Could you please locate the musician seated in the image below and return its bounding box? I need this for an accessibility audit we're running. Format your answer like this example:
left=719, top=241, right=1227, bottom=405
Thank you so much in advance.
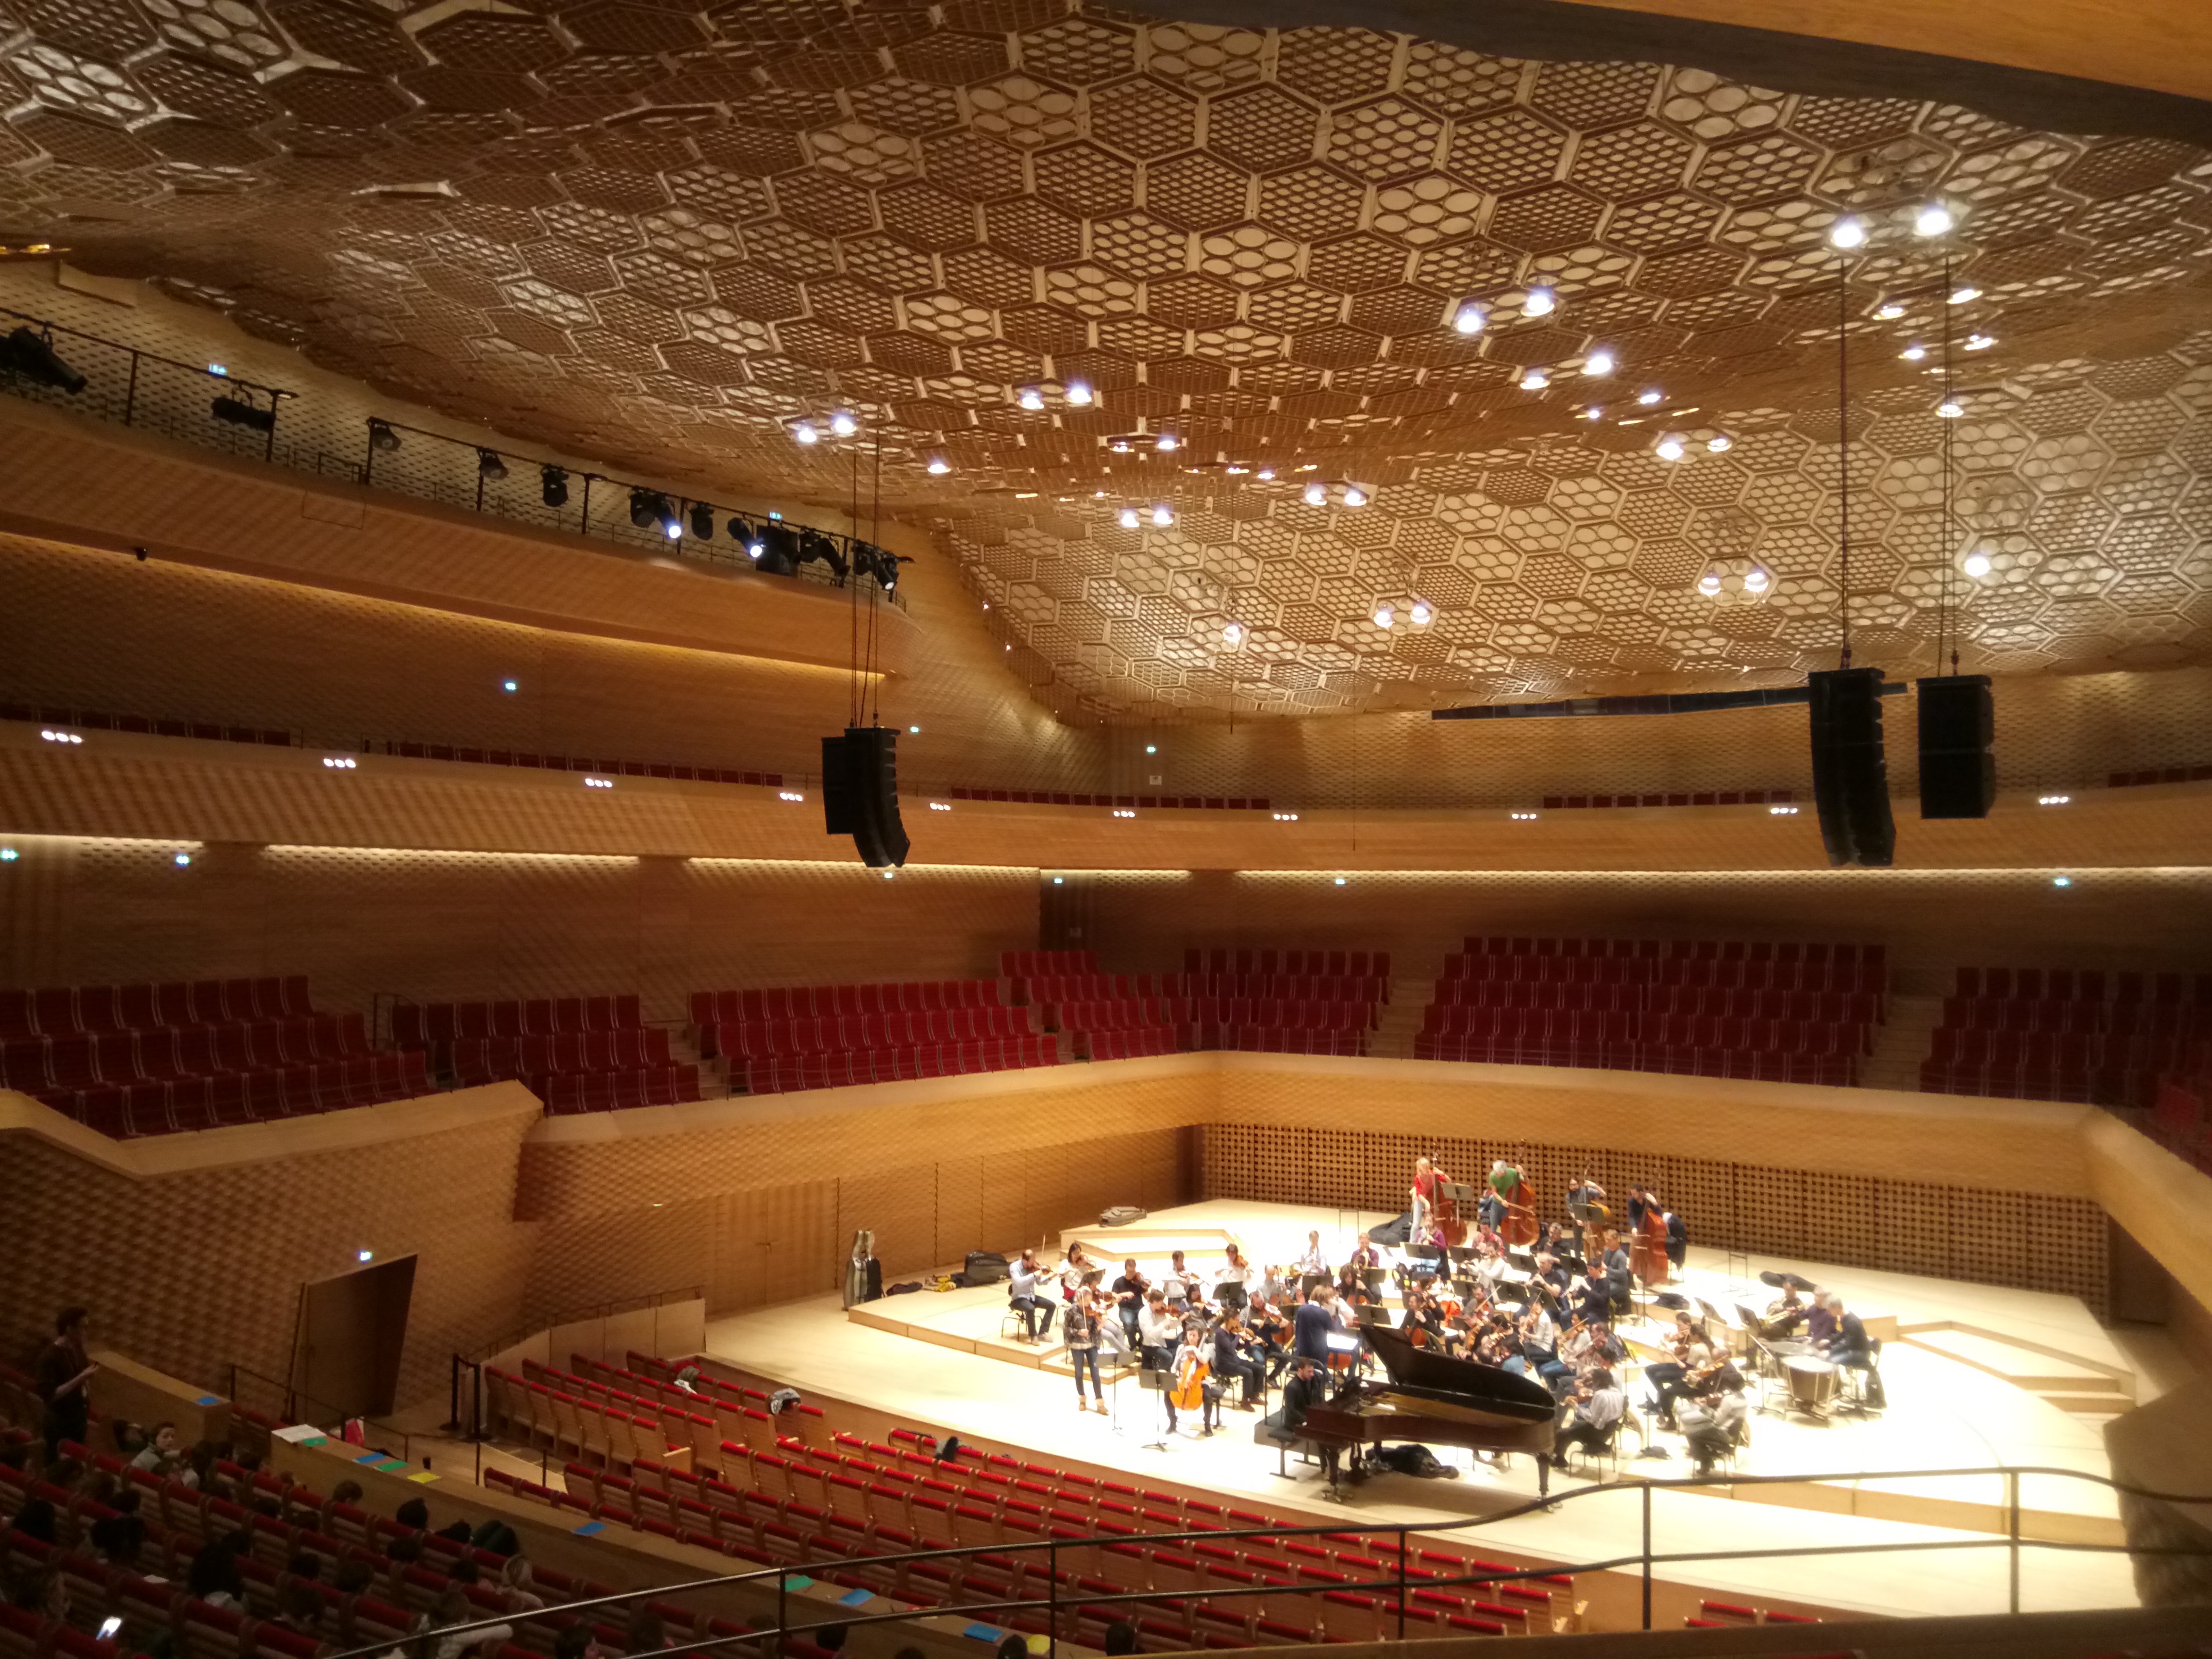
left=1676, top=1370, right=1749, bottom=1475
left=1263, top=1357, right=1339, bottom=1478
left=1112, top=1259, right=1147, bottom=1343
left=1212, top=1312, right=1263, bottom=1411
left=1137, top=1291, right=1179, bottom=1371
left=1169, top=1318, right=1214, bottom=1435
left=1518, top=1302, right=1560, bottom=1371
left=1258, top=1262, right=1291, bottom=1305
left=1572, top=1269, right=1611, bottom=1329
left=1760, top=1285, right=1808, bottom=1339
left=1008, top=1248, right=1055, bottom=1343
left=1549, top=1367, right=1625, bottom=1469
left=1530, top=1252, right=1569, bottom=1301
left=1603, top=1242, right=1633, bottom=1311
left=1823, top=1298, right=1886, bottom=1407
left=1247, top=1294, right=1293, bottom=1382
left=1162, top=1249, right=1196, bottom=1310
left=1650, top=1338, right=1716, bottom=1428
left=1803, top=1289, right=1839, bottom=1348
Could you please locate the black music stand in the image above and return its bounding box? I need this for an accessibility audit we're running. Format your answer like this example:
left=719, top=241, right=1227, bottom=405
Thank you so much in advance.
left=1299, top=1272, right=1331, bottom=1300
left=1131, top=1361, right=1170, bottom=1452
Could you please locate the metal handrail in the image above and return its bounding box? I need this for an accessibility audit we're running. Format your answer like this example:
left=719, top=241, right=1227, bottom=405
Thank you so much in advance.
left=223, top=1360, right=411, bottom=1463
left=0, top=301, right=902, bottom=609
left=313, top=1460, right=2212, bottom=1659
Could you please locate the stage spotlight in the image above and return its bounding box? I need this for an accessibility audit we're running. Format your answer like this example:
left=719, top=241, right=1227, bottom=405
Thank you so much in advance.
left=1, top=325, right=85, bottom=393
left=211, top=395, right=274, bottom=432
left=689, top=500, right=715, bottom=539
left=629, top=488, right=666, bottom=529
left=476, top=447, right=507, bottom=481
left=369, top=418, right=400, bottom=452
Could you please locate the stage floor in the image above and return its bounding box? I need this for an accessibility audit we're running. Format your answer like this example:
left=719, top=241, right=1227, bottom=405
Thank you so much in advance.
left=705, top=1200, right=2147, bottom=1622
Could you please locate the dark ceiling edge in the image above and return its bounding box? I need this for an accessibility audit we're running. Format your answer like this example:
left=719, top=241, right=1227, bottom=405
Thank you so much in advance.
left=1153, top=0, right=2212, bottom=145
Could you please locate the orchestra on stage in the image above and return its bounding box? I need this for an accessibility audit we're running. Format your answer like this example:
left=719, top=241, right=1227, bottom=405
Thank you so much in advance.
left=1007, top=1155, right=1887, bottom=1497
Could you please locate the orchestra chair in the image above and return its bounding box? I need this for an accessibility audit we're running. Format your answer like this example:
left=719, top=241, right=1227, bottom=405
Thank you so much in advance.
left=1561, top=1420, right=1622, bottom=1481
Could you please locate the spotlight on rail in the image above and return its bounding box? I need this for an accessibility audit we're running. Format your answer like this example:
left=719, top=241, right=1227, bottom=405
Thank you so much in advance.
left=0, top=325, right=85, bottom=393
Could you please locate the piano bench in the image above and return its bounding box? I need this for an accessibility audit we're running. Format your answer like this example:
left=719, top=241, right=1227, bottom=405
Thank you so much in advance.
left=1254, top=1423, right=1324, bottom=1477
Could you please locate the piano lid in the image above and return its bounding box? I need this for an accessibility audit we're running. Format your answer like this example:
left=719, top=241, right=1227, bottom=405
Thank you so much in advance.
left=1358, top=1317, right=1558, bottom=1422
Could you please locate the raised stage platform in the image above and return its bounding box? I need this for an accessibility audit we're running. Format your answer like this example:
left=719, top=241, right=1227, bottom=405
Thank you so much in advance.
left=706, top=1199, right=2147, bottom=1622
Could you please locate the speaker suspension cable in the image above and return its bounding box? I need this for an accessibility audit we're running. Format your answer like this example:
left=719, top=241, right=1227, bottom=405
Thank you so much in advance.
left=1939, top=252, right=1959, bottom=677
left=1836, top=261, right=1853, bottom=671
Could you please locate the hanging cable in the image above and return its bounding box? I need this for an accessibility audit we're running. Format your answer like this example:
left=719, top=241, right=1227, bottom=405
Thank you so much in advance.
left=1939, top=252, right=1959, bottom=676
left=1837, top=262, right=1852, bottom=669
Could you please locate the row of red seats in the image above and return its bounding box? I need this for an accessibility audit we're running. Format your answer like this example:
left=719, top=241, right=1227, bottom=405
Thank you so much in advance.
left=1939, top=995, right=2211, bottom=1036
left=1053, top=998, right=1375, bottom=1034
left=1421, top=1007, right=1872, bottom=1053
left=2, top=1015, right=371, bottom=1094
left=747, top=1036, right=1057, bottom=1093
left=1192, top=1028, right=1365, bottom=1057
left=1018, top=973, right=1388, bottom=1006
left=688, top=981, right=1001, bottom=1030
left=0, top=976, right=312, bottom=1040
left=701, top=1006, right=1030, bottom=1060
left=1465, top=936, right=1882, bottom=966
left=1414, top=1037, right=1857, bottom=1085
left=1183, top=948, right=1392, bottom=978
left=1441, top=953, right=1884, bottom=993
left=1924, top=1028, right=2208, bottom=1075
left=393, top=994, right=642, bottom=1048
left=1001, top=950, right=1096, bottom=977
left=451, top=1029, right=672, bottom=1085
left=533, top=1066, right=694, bottom=1119
left=1955, top=966, right=2209, bottom=1004
left=34, top=1052, right=429, bottom=1138
left=1431, top=981, right=1881, bottom=1024
left=1082, top=1028, right=1178, bottom=1061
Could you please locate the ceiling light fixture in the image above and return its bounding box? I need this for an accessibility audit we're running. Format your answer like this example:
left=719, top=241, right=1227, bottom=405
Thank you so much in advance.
left=1372, top=601, right=1395, bottom=629
left=1066, top=380, right=1093, bottom=406
left=476, top=448, right=507, bottom=481
left=1875, top=302, right=1906, bottom=320
left=1937, top=397, right=1965, bottom=418
left=927, top=456, right=950, bottom=474
left=829, top=409, right=857, bottom=437
left=1409, top=600, right=1434, bottom=627
left=1523, top=286, right=1556, bottom=316
left=1705, top=434, right=1732, bottom=453
left=1017, top=387, right=1045, bottom=411
left=792, top=421, right=819, bottom=445
left=1637, top=388, right=1663, bottom=406
left=1900, top=343, right=1928, bottom=362
left=368, top=418, right=400, bottom=453
left=540, top=465, right=568, bottom=507
left=1964, top=332, right=1996, bottom=351
left=1118, top=506, right=1140, bottom=529
left=1151, top=503, right=1173, bottom=526
left=1520, top=368, right=1550, bottom=390
left=1828, top=215, right=1869, bottom=249
left=1452, top=300, right=1487, bottom=334
left=1255, top=467, right=1275, bottom=481
left=1155, top=433, right=1179, bottom=453
left=1303, top=481, right=1327, bottom=506
left=1583, top=349, right=1615, bottom=376
left=1222, top=621, right=1245, bottom=646
left=1949, top=285, right=1981, bottom=304
left=1963, top=546, right=1993, bottom=579
left=1342, top=485, right=1368, bottom=507
left=1914, top=203, right=1955, bottom=238
left=1655, top=433, right=1687, bottom=462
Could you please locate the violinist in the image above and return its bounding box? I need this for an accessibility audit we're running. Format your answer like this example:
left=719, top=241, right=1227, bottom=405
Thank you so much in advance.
left=1112, top=1259, right=1149, bottom=1346
left=1212, top=1311, right=1263, bottom=1412
left=1518, top=1300, right=1560, bottom=1372
left=1008, top=1247, right=1055, bottom=1343
left=1213, top=1242, right=1254, bottom=1311
left=1065, top=1280, right=1108, bottom=1414
left=1161, top=1250, right=1198, bottom=1311
left=1060, top=1242, right=1096, bottom=1303
left=1648, top=1322, right=1719, bottom=1428
left=1137, top=1290, right=1179, bottom=1370
left=1247, top=1294, right=1293, bottom=1384
left=1549, top=1367, right=1625, bottom=1471
left=1530, top=1251, right=1570, bottom=1303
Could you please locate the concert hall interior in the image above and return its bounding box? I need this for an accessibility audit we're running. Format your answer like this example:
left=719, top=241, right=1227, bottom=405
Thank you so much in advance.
left=3, top=0, right=2212, bottom=1654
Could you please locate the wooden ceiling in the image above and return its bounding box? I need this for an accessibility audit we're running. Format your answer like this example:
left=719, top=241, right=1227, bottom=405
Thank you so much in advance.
left=3, top=0, right=2209, bottom=721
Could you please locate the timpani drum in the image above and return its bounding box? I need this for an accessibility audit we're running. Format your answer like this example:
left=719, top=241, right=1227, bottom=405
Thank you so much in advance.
left=1786, top=1353, right=1838, bottom=1414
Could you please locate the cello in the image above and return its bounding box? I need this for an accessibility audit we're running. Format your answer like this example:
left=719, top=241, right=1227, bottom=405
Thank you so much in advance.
left=1169, top=1335, right=1211, bottom=1415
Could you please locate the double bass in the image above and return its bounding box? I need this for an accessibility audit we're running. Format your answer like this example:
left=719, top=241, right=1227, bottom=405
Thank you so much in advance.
left=1497, top=1164, right=1538, bottom=1250
left=1429, top=1159, right=1471, bottom=1248
left=1629, top=1199, right=1671, bottom=1288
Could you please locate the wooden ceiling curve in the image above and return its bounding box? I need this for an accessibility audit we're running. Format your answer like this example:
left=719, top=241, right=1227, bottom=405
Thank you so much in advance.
left=1, top=0, right=2209, bottom=720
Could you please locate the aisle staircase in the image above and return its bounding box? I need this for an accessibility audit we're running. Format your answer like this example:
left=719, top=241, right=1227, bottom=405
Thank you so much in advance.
left=1900, top=1325, right=2136, bottom=1420
left=1859, top=993, right=1943, bottom=1092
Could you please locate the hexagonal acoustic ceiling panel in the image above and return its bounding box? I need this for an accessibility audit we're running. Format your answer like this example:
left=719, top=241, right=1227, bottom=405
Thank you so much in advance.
left=3, top=0, right=2212, bottom=718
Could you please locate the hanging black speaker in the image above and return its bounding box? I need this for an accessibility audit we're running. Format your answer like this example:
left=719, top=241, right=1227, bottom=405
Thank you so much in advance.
left=821, top=726, right=909, bottom=869
left=1807, top=666, right=1895, bottom=868
left=1916, top=674, right=1995, bottom=820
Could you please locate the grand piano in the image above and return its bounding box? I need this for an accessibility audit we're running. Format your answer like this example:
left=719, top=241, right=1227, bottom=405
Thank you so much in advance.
left=1293, top=1317, right=1558, bottom=1498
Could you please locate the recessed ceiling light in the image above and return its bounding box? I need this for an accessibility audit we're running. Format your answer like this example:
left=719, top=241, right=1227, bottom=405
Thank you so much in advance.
left=1582, top=349, right=1614, bottom=376
left=1452, top=301, right=1487, bottom=334
left=1914, top=204, right=1955, bottom=238
left=1828, top=216, right=1868, bottom=249
left=1522, top=286, right=1556, bottom=316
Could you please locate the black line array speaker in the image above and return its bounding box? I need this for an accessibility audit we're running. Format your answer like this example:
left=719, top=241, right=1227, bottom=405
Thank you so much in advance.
left=1806, top=666, right=1895, bottom=868
left=1916, top=674, right=1996, bottom=820
left=821, top=725, right=910, bottom=869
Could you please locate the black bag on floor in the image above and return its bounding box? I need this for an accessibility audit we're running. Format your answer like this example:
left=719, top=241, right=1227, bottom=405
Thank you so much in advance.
left=964, top=1251, right=1009, bottom=1285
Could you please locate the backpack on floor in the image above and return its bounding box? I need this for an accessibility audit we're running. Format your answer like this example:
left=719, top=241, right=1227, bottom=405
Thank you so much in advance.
left=1100, top=1205, right=1147, bottom=1227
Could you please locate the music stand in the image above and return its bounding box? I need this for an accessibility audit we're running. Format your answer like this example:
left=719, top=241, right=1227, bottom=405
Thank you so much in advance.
left=1360, top=1267, right=1389, bottom=1301
left=1300, top=1273, right=1330, bottom=1300
left=1131, top=1362, right=1170, bottom=1453
left=1438, top=1180, right=1479, bottom=1211
left=1216, top=1282, right=1247, bottom=1313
